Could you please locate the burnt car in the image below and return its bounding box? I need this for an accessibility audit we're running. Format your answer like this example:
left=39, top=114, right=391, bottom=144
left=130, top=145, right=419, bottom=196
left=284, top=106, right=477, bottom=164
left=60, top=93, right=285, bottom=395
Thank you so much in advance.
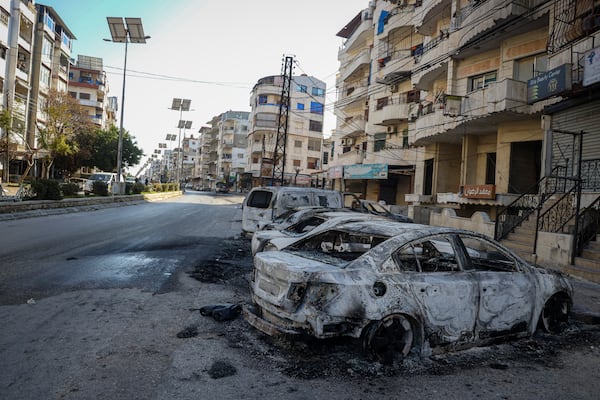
left=356, top=200, right=412, bottom=223
left=251, top=210, right=385, bottom=256
left=244, top=221, right=573, bottom=364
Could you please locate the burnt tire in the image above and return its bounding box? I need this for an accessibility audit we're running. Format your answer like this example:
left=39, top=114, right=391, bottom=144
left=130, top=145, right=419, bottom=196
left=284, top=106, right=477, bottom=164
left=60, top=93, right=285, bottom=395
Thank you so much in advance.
left=362, top=314, right=415, bottom=365
left=539, top=294, right=571, bottom=334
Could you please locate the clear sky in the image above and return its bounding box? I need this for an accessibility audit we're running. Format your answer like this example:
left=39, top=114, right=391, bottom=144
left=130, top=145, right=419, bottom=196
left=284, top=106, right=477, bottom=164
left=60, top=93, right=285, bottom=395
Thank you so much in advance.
left=38, top=0, right=369, bottom=172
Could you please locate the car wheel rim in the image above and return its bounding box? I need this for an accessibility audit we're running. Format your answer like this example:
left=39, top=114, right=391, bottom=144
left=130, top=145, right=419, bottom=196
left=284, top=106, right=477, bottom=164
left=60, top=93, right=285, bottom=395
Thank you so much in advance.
left=541, top=296, right=569, bottom=334
left=366, top=315, right=414, bottom=365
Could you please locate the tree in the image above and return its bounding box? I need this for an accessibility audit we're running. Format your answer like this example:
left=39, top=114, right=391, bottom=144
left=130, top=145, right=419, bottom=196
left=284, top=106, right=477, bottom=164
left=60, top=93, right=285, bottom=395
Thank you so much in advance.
left=37, top=89, right=92, bottom=178
left=78, top=125, right=143, bottom=173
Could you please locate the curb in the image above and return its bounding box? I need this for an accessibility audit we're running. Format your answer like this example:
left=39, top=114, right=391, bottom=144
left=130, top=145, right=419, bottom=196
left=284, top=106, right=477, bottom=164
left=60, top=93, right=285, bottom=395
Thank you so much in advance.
left=0, top=191, right=182, bottom=221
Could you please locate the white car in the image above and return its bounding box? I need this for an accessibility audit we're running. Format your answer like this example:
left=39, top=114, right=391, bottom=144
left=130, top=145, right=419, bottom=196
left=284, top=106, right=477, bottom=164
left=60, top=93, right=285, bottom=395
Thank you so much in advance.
left=244, top=222, right=573, bottom=365
left=251, top=211, right=387, bottom=256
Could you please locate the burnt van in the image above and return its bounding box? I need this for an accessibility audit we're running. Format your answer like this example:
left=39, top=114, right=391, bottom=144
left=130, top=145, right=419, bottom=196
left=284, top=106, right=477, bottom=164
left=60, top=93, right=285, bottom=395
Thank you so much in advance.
left=241, top=187, right=344, bottom=235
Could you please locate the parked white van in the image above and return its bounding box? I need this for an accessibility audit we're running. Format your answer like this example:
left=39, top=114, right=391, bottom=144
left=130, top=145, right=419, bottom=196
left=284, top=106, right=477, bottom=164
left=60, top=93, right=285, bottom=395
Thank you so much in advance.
left=84, top=172, right=117, bottom=195
left=241, top=187, right=344, bottom=235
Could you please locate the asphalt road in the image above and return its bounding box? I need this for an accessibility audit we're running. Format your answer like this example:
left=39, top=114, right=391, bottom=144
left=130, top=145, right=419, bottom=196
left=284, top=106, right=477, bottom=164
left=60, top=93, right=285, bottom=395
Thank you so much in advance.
left=0, top=191, right=599, bottom=400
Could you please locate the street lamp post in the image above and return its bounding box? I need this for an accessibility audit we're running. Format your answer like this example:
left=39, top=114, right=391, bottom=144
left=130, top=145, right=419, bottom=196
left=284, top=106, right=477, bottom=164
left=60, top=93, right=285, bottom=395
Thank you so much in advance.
left=177, top=119, right=192, bottom=184
left=105, top=17, right=149, bottom=194
left=170, top=98, right=191, bottom=186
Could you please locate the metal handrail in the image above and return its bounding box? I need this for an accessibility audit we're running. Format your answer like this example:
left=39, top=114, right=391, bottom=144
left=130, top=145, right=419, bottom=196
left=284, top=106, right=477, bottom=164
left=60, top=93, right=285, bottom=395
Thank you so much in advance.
left=575, top=194, right=600, bottom=258
left=494, top=166, right=571, bottom=241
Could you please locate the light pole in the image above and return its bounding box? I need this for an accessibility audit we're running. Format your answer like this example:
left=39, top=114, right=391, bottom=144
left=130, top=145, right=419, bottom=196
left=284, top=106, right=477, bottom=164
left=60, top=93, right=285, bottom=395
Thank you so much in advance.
left=170, top=98, right=191, bottom=186
left=178, top=119, right=192, bottom=184
left=105, top=17, right=149, bottom=194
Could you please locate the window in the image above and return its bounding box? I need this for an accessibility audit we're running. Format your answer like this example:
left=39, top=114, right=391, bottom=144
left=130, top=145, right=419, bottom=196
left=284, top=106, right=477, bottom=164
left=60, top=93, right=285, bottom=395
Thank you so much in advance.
left=458, top=235, right=517, bottom=272
left=294, top=140, right=303, bottom=148
left=41, top=37, right=53, bottom=62
left=79, top=93, right=90, bottom=100
left=486, top=153, right=496, bottom=185
left=68, top=91, right=77, bottom=98
left=297, top=84, right=307, bottom=93
left=402, top=128, right=409, bottom=149
left=258, top=94, right=268, bottom=104
left=44, top=11, right=55, bottom=32
left=39, top=66, right=51, bottom=87
left=322, top=152, right=329, bottom=165
left=307, top=157, right=319, bottom=169
left=0, top=8, right=9, bottom=26
left=374, top=133, right=386, bottom=152
left=376, top=97, right=388, bottom=110
left=246, top=190, right=273, bottom=208
left=293, top=159, right=301, bottom=167
left=61, top=32, right=71, bottom=50
left=310, top=102, right=324, bottom=114
left=514, top=54, right=547, bottom=82
left=297, top=103, right=304, bottom=110
left=393, top=236, right=458, bottom=272
left=312, top=87, right=325, bottom=96
left=468, top=72, right=496, bottom=92
left=0, top=45, right=7, bottom=60
left=307, top=138, right=321, bottom=152
left=309, top=120, right=322, bottom=132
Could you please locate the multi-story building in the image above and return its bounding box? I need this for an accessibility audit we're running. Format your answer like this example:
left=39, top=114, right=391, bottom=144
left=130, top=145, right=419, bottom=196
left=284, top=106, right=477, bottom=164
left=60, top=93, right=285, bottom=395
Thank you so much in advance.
left=1, top=0, right=37, bottom=181
left=332, top=1, right=422, bottom=207
left=332, top=0, right=600, bottom=279
left=1, top=1, right=76, bottom=181
left=181, top=134, right=200, bottom=183
left=68, top=55, right=110, bottom=129
left=246, top=74, right=326, bottom=187
left=197, top=125, right=213, bottom=189
left=217, top=111, right=248, bottom=188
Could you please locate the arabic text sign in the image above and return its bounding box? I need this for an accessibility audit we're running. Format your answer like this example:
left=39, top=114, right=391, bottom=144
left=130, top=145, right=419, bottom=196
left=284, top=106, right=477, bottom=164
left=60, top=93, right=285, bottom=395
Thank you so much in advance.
left=343, top=164, right=388, bottom=179
left=462, top=184, right=496, bottom=199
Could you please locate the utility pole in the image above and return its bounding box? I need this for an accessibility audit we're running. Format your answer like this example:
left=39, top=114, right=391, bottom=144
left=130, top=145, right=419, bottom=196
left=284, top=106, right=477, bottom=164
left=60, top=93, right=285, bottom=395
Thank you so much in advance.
left=271, top=55, right=293, bottom=186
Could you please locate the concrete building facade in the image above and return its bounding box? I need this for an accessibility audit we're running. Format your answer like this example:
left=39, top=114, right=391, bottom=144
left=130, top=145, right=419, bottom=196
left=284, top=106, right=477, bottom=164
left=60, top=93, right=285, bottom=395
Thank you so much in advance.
left=246, top=74, right=326, bottom=187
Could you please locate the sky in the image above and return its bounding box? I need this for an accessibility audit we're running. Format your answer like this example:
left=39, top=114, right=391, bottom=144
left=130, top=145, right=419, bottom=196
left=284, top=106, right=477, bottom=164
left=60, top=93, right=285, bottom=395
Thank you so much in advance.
left=39, top=0, right=369, bottom=172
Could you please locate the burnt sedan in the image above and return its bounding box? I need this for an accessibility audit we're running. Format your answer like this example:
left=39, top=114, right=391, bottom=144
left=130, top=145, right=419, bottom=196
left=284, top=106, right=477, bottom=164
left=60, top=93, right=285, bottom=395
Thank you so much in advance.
left=244, top=221, right=573, bottom=364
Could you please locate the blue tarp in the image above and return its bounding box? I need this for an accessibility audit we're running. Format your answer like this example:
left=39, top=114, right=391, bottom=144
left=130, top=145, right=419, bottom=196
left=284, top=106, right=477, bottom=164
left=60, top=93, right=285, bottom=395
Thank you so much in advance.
left=377, top=10, right=389, bottom=34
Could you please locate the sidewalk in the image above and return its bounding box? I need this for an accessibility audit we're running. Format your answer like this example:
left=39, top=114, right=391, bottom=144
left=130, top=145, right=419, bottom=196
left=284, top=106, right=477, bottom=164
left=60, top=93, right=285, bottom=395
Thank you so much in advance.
left=0, top=191, right=182, bottom=221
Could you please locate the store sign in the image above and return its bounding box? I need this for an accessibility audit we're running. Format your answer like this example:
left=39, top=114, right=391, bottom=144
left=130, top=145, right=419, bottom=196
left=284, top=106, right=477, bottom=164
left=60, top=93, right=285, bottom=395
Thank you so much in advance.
left=462, top=184, right=496, bottom=199
left=527, top=64, right=571, bottom=104
left=328, top=165, right=343, bottom=179
left=344, top=164, right=388, bottom=179
left=583, top=46, right=600, bottom=87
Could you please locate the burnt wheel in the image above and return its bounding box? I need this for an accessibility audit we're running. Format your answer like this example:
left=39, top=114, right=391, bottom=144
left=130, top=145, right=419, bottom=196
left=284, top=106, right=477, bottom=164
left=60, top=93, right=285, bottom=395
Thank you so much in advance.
left=363, top=314, right=415, bottom=365
left=540, top=294, right=571, bottom=334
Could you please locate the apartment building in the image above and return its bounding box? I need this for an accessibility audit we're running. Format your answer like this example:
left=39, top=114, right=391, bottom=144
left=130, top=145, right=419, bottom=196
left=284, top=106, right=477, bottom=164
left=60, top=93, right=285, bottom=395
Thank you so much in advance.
left=1, top=0, right=37, bottom=181
left=181, top=134, right=200, bottom=183
left=68, top=55, right=110, bottom=129
left=332, top=0, right=422, bottom=207
left=246, top=74, right=326, bottom=187
left=196, top=125, right=213, bottom=189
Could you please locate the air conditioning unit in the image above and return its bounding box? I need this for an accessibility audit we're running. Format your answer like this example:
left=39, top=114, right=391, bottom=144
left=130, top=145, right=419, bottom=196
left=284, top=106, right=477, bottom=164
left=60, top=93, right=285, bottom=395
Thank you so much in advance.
left=408, top=114, right=417, bottom=122
left=390, top=83, right=399, bottom=93
left=387, top=126, right=398, bottom=134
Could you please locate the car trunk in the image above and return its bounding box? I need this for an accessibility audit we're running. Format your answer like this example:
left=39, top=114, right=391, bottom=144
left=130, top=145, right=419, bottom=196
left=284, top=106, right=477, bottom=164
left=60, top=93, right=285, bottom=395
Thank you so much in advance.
left=252, top=251, right=335, bottom=313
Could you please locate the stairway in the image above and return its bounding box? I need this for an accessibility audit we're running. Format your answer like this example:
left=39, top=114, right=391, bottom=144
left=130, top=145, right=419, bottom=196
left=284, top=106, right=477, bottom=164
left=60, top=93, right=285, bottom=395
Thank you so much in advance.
left=500, top=217, right=537, bottom=263
left=568, top=235, right=600, bottom=283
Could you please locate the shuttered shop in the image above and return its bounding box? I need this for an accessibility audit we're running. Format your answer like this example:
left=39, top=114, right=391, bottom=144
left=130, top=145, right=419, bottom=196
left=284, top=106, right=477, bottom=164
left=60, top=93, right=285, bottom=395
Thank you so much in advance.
left=550, top=100, right=600, bottom=191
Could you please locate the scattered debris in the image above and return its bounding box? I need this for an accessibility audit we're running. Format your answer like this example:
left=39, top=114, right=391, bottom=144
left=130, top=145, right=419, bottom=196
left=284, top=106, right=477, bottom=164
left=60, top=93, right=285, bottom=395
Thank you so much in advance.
left=176, top=325, right=198, bottom=339
left=194, top=304, right=242, bottom=321
left=207, top=360, right=237, bottom=379
left=26, top=298, right=36, bottom=304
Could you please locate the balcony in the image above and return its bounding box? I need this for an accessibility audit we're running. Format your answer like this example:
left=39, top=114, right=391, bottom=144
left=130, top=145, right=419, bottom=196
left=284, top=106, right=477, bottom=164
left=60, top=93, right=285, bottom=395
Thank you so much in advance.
left=371, top=94, right=416, bottom=126
left=339, top=48, right=371, bottom=82
left=339, top=115, right=366, bottom=137
left=452, top=0, right=545, bottom=48
left=338, top=8, right=374, bottom=55
left=412, top=35, right=451, bottom=89
left=254, top=104, right=280, bottom=116
left=415, top=0, right=450, bottom=36
left=414, top=78, right=549, bottom=145
left=381, top=4, right=420, bottom=37
left=337, top=78, right=369, bottom=109
left=337, top=148, right=365, bottom=165
left=375, top=49, right=413, bottom=84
